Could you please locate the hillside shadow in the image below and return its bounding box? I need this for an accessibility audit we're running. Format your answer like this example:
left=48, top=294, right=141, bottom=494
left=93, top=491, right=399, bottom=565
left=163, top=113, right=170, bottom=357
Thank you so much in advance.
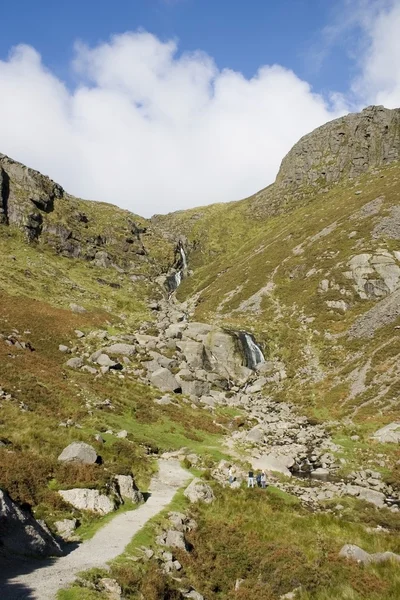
left=0, top=541, right=79, bottom=600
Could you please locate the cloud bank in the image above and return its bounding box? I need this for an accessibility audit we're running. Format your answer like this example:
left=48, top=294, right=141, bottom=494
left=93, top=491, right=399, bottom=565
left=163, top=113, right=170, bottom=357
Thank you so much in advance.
left=0, top=1, right=400, bottom=216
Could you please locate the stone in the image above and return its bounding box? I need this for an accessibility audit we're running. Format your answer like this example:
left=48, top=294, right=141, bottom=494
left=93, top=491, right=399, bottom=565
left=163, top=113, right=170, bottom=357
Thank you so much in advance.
left=155, top=395, right=173, bottom=405
left=184, top=479, right=215, bottom=504
left=113, top=475, right=143, bottom=503
left=82, top=365, right=97, bottom=374
left=246, top=426, right=264, bottom=443
left=339, top=544, right=400, bottom=565
left=100, top=578, right=122, bottom=599
left=69, top=303, right=86, bottom=313
left=372, top=423, right=400, bottom=443
left=0, top=489, right=62, bottom=557
left=311, top=468, right=330, bottom=480
left=58, top=442, right=98, bottom=464
left=66, top=357, right=84, bottom=369
left=58, top=488, right=115, bottom=514
left=75, top=330, right=85, bottom=338
left=165, top=529, right=188, bottom=551
left=54, top=518, right=78, bottom=540
left=180, top=379, right=211, bottom=398
left=59, top=344, right=70, bottom=353
left=116, top=430, right=128, bottom=439
left=183, top=591, right=204, bottom=600
left=96, top=353, right=117, bottom=367
left=357, top=488, right=386, bottom=508
left=252, top=453, right=295, bottom=477
left=150, top=368, right=181, bottom=393
left=103, top=343, right=136, bottom=357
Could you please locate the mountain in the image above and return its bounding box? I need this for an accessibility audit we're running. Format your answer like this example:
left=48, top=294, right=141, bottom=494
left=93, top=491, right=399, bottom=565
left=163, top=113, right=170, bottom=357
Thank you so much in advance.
left=1, top=106, right=400, bottom=600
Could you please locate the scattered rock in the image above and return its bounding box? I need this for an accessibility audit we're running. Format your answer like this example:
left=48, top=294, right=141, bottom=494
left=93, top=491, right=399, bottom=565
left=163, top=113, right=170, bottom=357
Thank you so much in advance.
left=58, top=442, right=98, bottom=464
left=113, top=475, right=143, bottom=503
left=184, top=479, right=215, bottom=504
left=66, top=357, right=84, bottom=369
left=372, top=423, right=400, bottom=443
left=58, top=489, right=115, bottom=514
left=54, top=518, right=78, bottom=540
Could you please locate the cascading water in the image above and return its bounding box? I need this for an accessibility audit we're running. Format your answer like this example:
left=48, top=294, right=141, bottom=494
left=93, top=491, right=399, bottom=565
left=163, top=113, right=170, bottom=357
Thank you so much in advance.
left=239, top=332, right=265, bottom=370
left=166, top=244, right=187, bottom=292
left=179, top=246, right=188, bottom=271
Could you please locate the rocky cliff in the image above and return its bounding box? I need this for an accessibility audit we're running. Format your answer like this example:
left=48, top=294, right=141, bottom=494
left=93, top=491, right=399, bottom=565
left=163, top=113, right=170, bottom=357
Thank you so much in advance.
left=275, top=105, right=400, bottom=190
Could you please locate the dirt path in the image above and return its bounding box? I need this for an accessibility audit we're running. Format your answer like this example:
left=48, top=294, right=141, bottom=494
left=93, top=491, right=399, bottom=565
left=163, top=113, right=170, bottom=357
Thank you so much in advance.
left=2, top=459, right=190, bottom=600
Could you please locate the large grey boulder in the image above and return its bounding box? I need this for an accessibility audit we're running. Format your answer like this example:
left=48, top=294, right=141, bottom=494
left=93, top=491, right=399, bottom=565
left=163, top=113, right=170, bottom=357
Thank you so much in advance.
left=252, top=453, right=295, bottom=477
left=58, top=488, right=115, bottom=514
left=150, top=368, right=181, bottom=392
left=184, top=479, right=215, bottom=504
left=357, top=488, right=386, bottom=508
left=246, top=427, right=264, bottom=443
left=180, top=379, right=211, bottom=398
left=0, top=489, right=62, bottom=557
left=372, top=422, right=400, bottom=443
left=58, top=442, right=98, bottom=464
left=165, top=529, right=188, bottom=551
left=103, top=343, right=136, bottom=357
left=113, top=475, right=143, bottom=503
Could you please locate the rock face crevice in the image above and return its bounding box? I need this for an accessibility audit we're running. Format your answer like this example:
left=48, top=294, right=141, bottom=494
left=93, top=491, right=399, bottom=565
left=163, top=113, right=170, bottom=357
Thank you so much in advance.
left=0, top=167, right=10, bottom=225
left=276, top=105, right=400, bottom=190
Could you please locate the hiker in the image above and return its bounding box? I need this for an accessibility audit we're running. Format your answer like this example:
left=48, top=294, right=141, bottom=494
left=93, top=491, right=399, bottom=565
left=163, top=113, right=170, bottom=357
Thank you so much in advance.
left=261, top=470, right=267, bottom=489
left=228, top=465, right=234, bottom=485
left=256, top=472, right=262, bottom=487
left=248, top=470, right=255, bottom=488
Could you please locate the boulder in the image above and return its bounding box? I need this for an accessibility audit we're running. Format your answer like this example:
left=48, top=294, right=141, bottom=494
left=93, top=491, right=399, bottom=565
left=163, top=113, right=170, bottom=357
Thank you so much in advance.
left=59, top=344, right=70, bottom=353
left=150, top=368, right=181, bottom=393
left=357, top=488, right=386, bottom=508
left=66, top=357, right=84, bottom=369
left=113, top=475, right=143, bottom=503
left=184, top=479, right=215, bottom=504
left=252, top=453, right=295, bottom=477
left=58, top=442, right=98, bottom=464
left=96, top=353, right=117, bottom=367
left=246, top=427, right=264, bottom=443
left=54, top=518, right=78, bottom=540
left=58, top=488, right=115, bottom=514
left=372, top=422, right=400, bottom=443
left=100, top=578, right=122, bottom=600
left=69, top=303, right=86, bottom=313
left=165, top=529, right=188, bottom=551
left=180, top=379, right=211, bottom=398
left=103, top=343, right=136, bottom=357
left=311, top=468, right=330, bottom=481
left=0, top=490, right=62, bottom=557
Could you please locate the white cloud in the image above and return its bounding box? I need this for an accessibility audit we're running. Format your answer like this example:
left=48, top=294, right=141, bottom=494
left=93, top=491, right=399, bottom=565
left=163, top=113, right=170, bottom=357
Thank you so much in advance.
left=0, top=32, right=346, bottom=217
left=1, top=4, right=399, bottom=219
left=352, top=0, right=400, bottom=107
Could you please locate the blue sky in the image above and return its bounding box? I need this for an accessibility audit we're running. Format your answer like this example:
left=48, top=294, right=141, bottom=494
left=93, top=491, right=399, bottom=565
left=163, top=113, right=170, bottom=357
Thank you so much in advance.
left=0, top=0, right=399, bottom=216
left=1, top=1, right=357, bottom=96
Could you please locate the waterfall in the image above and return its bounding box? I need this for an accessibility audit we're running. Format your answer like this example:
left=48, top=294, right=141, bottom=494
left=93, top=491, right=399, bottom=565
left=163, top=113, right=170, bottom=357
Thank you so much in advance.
left=166, top=270, right=182, bottom=292
left=179, top=246, right=187, bottom=271
left=239, top=332, right=265, bottom=370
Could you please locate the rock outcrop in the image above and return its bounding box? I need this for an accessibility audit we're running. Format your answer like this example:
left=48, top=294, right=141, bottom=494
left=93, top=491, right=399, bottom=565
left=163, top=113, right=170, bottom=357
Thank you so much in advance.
left=0, top=489, right=62, bottom=557
left=58, top=488, right=116, bottom=514
left=276, top=105, right=400, bottom=190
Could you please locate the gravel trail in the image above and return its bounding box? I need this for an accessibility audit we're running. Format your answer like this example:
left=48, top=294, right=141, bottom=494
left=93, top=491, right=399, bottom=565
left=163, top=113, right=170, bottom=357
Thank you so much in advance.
left=1, top=459, right=190, bottom=600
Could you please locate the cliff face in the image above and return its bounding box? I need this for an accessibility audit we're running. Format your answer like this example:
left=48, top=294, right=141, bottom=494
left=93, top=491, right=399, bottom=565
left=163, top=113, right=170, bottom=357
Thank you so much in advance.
left=275, top=105, right=400, bottom=190
left=0, top=153, right=175, bottom=275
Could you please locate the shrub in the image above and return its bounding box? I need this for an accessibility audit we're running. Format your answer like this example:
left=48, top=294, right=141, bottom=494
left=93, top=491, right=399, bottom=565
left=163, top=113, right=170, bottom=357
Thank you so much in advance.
left=0, top=449, right=56, bottom=507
